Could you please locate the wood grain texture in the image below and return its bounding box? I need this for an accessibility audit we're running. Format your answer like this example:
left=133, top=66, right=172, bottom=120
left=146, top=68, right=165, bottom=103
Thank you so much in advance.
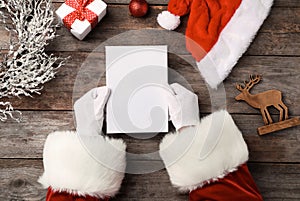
left=258, top=117, right=300, bottom=135
left=2, top=53, right=300, bottom=116
left=0, top=111, right=299, bottom=163
left=47, top=5, right=300, bottom=55
left=0, top=0, right=299, bottom=200
left=0, top=6, right=299, bottom=55
left=0, top=160, right=45, bottom=201
left=51, top=0, right=300, bottom=7
left=0, top=159, right=299, bottom=201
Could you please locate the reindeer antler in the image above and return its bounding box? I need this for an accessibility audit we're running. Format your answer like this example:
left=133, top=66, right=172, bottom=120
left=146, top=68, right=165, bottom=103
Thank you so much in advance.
left=236, top=74, right=262, bottom=91
left=244, top=74, right=262, bottom=91
left=236, top=83, right=244, bottom=91
left=250, top=74, right=262, bottom=83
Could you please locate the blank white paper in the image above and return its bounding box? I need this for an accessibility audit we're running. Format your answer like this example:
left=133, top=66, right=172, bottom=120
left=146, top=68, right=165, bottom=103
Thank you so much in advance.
left=106, top=46, right=168, bottom=133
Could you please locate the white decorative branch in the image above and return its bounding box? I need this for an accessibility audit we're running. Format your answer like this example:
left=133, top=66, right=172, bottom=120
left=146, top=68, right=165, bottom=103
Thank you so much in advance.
left=0, top=0, right=67, bottom=122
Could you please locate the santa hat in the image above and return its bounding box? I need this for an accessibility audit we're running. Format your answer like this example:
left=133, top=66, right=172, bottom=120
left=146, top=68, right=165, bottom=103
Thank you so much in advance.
left=159, top=110, right=263, bottom=200
left=38, top=131, right=126, bottom=200
left=157, top=0, right=274, bottom=88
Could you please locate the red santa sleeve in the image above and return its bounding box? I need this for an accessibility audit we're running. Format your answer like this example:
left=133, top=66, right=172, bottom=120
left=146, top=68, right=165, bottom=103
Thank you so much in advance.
left=159, top=110, right=263, bottom=201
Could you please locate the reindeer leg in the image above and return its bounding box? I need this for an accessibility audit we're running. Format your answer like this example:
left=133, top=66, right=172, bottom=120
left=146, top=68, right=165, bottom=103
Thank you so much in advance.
left=279, top=101, right=289, bottom=120
left=265, top=108, right=273, bottom=124
left=260, top=108, right=269, bottom=125
left=274, top=104, right=283, bottom=121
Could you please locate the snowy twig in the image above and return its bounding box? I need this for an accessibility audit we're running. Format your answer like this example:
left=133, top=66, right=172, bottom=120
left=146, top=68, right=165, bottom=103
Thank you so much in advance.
left=0, top=0, right=67, bottom=122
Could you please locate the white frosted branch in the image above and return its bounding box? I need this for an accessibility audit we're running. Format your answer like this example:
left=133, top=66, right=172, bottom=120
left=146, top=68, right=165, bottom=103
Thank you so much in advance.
left=0, top=0, right=67, bottom=122
left=0, top=102, right=22, bottom=122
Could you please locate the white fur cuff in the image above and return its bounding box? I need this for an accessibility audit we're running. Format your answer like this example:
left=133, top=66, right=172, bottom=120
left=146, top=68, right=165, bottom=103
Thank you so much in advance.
left=157, top=11, right=180, bottom=30
left=38, top=131, right=126, bottom=199
left=159, top=110, right=248, bottom=192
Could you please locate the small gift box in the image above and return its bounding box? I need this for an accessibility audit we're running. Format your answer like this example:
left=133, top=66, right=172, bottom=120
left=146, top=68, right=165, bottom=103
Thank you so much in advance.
left=56, top=0, right=107, bottom=40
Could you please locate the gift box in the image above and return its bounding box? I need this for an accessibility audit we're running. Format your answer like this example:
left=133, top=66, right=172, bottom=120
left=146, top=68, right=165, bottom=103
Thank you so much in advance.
left=56, top=0, right=107, bottom=40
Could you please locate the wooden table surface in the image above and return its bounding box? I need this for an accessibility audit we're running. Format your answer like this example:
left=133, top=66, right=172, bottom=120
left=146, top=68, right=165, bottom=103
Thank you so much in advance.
left=1, top=0, right=300, bottom=200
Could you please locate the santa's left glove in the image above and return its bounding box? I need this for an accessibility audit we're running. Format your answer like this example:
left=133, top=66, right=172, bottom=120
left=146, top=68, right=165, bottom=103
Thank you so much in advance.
left=38, top=87, right=126, bottom=201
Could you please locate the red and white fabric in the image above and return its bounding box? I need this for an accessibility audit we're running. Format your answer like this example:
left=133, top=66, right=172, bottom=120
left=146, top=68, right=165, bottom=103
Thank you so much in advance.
left=38, top=87, right=126, bottom=201
left=157, top=0, right=274, bottom=88
left=38, top=132, right=126, bottom=201
left=56, top=0, right=107, bottom=40
left=159, top=110, right=263, bottom=200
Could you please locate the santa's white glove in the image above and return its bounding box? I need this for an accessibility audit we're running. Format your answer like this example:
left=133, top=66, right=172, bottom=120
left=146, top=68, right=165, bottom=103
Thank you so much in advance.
left=74, top=86, right=110, bottom=136
left=166, top=83, right=200, bottom=130
left=39, top=86, right=126, bottom=199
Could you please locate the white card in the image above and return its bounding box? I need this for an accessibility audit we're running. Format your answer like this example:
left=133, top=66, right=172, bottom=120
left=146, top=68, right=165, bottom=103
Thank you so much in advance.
left=106, top=46, right=168, bottom=133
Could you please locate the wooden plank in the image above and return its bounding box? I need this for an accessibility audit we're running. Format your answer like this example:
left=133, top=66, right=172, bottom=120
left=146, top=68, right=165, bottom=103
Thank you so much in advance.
left=247, top=163, right=300, bottom=200
left=46, top=31, right=300, bottom=55
left=258, top=117, right=300, bottom=135
left=246, top=33, right=300, bottom=56
left=0, top=160, right=45, bottom=201
left=0, top=111, right=299, bottom=163
left=0, top=159, right=299, bottom=200
left=273, top=0, right=300, bottom=7
left=232, top=114, right=300, bottom=163
left=46, top=5, right=300, bottom=55
left=51, top=0, right=169, bottom=4
left=1, top=5, right=299, bottom=34
left=2, top=53, right=300, bottom=116
left=0, top=1, right=298, bottom=201
left=51, top=0, right=300, bottom=7
left=0, top=6, right=299, bottom=55
left=0, top=111, right=74, bottom=159
left=261, top=7, right=300, bottom=33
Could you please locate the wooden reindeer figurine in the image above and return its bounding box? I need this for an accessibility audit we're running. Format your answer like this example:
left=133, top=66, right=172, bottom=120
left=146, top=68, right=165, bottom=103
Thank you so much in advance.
left=235, top=74, right=300, bottom=135
left=235, top=75, right=288, bottom=125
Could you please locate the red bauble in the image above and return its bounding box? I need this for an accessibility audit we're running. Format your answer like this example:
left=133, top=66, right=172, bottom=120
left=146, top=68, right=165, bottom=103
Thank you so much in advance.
left=129, top=0, right=149, bottom=17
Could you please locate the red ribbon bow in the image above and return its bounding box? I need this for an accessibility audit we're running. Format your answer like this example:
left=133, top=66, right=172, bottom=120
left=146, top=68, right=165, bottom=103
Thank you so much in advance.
left=63, top=0, right=98, bottom=30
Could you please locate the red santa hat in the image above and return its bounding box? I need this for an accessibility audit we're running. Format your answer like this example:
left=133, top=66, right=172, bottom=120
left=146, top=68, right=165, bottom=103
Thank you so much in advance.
left=159, top=110, right=263, bottom=200
left=157, top=0, right=273, bottom=88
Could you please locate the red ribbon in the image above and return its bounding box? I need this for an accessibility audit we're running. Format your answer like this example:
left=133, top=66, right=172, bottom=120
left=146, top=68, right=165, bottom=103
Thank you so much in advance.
left=63, top=0, right=98, bottom=30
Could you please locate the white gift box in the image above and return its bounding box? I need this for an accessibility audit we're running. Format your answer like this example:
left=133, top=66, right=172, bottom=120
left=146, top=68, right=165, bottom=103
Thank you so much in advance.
left=56, top=0, right=107, bottom=40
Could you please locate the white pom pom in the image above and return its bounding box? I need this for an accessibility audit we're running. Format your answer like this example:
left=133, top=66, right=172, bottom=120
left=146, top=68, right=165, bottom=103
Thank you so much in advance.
left=157, top=11, right=180, bottom=31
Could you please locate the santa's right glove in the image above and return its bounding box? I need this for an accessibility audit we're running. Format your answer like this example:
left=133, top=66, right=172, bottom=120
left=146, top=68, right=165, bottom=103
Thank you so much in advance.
left=166, top=83, right=200, bottom=130
left=160, top=110, right=263, bottom=201
left=38, top=87, right=126, bottom=201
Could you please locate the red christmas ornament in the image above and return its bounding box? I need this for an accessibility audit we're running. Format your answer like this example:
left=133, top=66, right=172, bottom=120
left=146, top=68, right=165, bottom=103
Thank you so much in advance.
left=129, top=0, right=148, bottom=17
